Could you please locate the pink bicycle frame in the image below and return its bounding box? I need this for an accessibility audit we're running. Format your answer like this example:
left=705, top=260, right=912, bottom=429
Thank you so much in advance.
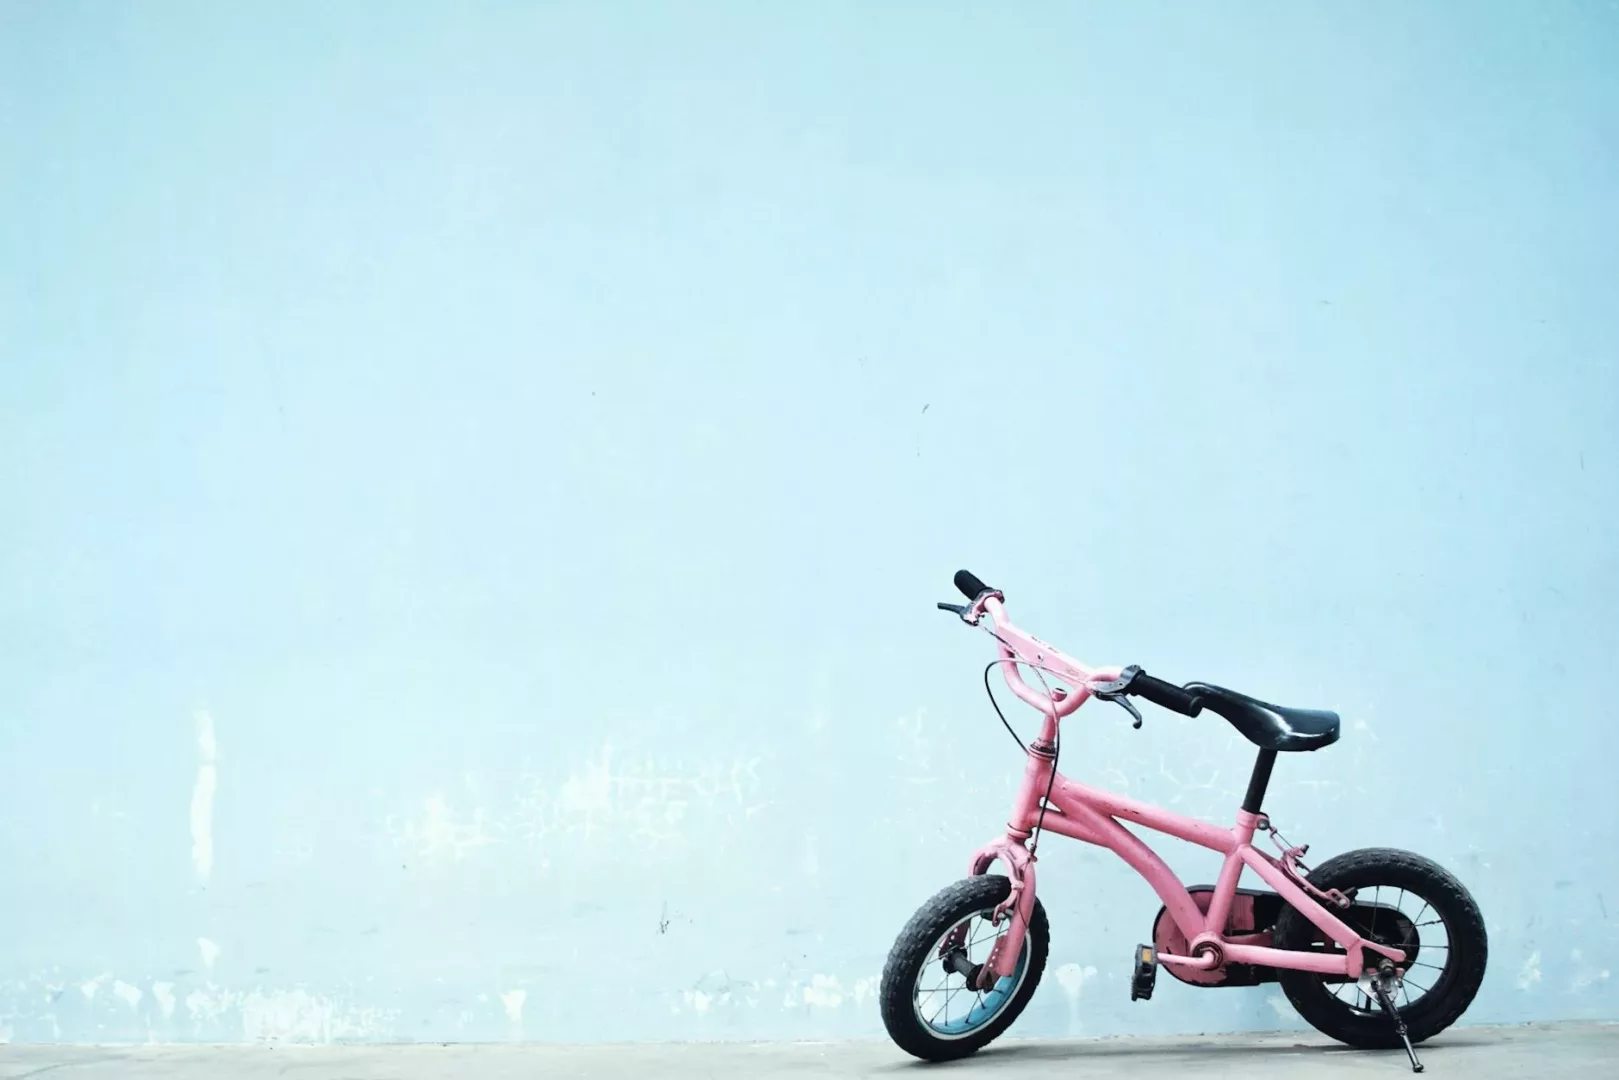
left=962, top=594, right=1406, bottom=988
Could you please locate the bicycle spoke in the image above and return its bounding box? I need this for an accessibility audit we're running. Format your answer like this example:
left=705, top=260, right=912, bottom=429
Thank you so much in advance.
left=1414, top=962, right=1443, bottom=971
left=943, top=985, right=967, bottom=1025
left=1404, top=976, right=1431, bottom=995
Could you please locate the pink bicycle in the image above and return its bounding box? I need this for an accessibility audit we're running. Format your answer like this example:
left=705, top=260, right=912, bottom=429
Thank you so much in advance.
left=879, top=572, right=1487, bottom=1074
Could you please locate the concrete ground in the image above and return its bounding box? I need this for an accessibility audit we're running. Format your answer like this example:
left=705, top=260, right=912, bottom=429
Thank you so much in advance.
left=0, top=1022, right=1612, bottom=1079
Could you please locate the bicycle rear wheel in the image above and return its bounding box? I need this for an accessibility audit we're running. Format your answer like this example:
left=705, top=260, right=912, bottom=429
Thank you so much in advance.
left=1272, top=847, right=1487, bottom=1049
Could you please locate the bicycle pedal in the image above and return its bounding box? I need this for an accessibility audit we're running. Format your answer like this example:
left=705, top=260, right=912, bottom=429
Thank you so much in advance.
left=1130, top=943, right=1157, bottom=1002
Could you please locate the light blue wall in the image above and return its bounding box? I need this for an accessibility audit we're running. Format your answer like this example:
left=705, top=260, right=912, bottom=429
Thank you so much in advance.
left=3, top=0, right=1616, bottom=1045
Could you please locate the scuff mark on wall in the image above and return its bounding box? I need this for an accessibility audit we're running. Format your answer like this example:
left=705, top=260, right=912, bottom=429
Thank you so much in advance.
left=174, top=984, right=397, bottom=1042
left=1569, top=949, right=1611, bottom=993
left=668, top=972, right=770, bottom=1015
left=4, top=971, right=417, bottom=1049
left=801, top=974, right=844, bottom=1008
left=240, top=989, right=395, bottom=1042
left=387, top=793, right=496, bottom=864
left=241, top=989, right=336, bottom=1042
left=511, top=743, right=765, bottom=849
left=185, top=987, right=234, bottom=1026
left=1157, top=756, right=1232, bottom=816
left=382, top=744, right=767, bottom=860
left=191, top=709, right=218, bottom=884
left=198, top=938, right=221, bottom=971
left=893, top=709, right=936, bottom=783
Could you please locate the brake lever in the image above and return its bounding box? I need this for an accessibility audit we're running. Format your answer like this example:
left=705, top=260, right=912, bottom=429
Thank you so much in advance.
left=1090, top=665, right=1144, bottom=729
left=1110, top=695, right=1144, bottom=729
left=936, top=601, right=975, bottom=623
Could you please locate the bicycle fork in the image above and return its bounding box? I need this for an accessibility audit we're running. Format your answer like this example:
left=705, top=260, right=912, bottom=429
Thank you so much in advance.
left=958, top=834, right=1040, bottom=989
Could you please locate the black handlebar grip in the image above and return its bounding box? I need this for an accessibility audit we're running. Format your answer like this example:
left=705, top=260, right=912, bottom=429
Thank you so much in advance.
left=1127, top=671, right=1204, bottom=717
left=954, top=569, right=993, bottom=600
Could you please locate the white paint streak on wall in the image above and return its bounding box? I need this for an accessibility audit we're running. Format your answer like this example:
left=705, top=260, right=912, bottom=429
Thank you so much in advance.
left=112, top=981, right=142, bottom=1009
left=799, top=832, right=820, bottom=876
left=152, top=982, right=177, bottom=1018
left=500, top=989, right=526, bottom=1023
left=79, top=973, right=111, bottom=1001
left=191, top=709, right=218, bottom=883
left=1516, top=949, right=1542, bottom=990
left=801, top=974, right=844, bottom=1008
left=1054, top=962, right=1097, bottom=1000
left=198, top=937, right=221, bottom=971
left=1054, top=962, right=1099, bottom=1034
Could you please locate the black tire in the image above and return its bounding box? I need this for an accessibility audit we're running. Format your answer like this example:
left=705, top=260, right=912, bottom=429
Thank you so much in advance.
left=1272, top=847, right=1487, bottom=1049
left=879, top=875, right=1050, bottom=1062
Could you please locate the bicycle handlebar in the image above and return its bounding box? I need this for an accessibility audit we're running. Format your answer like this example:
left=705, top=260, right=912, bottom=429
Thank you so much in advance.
left=1125, top=671, right=1204, bottom=717
left=947, top=571, right=1203, bottom=729
left=954, top=569, right=994, bottom=600
left=953, top=573, right=1102, bottom=721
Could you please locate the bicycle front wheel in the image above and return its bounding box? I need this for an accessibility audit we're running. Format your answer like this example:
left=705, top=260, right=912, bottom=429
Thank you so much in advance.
left=878, top=875, right=1049, bottom=1061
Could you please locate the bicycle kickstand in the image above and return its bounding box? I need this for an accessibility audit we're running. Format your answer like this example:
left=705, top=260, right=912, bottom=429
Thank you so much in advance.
left=1370, top=966, right=1424, bottom=1074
